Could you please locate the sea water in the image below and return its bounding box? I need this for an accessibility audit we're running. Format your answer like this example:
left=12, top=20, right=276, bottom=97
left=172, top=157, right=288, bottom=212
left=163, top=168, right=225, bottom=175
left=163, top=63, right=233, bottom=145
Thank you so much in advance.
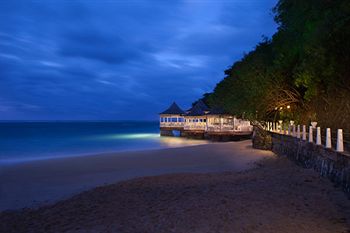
left=0, top=121, right=208, bottom=164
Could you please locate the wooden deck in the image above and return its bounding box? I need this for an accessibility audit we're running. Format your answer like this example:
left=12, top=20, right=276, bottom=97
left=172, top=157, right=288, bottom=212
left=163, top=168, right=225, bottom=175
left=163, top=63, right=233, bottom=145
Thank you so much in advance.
left=160, top=126, right=252, bottom=141
left=160, top=126, right=184, bottom=131
left=206, top=130, right=252, bottom=136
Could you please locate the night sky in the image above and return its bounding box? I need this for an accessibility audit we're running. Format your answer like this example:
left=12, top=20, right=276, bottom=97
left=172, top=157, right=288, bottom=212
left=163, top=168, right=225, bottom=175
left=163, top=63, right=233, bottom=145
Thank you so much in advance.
left=0, top=0, right=278, bottom=120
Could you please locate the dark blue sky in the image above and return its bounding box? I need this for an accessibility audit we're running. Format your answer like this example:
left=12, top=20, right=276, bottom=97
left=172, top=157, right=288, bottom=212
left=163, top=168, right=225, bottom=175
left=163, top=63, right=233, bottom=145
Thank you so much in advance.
left=0, top=0, right=278, bottom=120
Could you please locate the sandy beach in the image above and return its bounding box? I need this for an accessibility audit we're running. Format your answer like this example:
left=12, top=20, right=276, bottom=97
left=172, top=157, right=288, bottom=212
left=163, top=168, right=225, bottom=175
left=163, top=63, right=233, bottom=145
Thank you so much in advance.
left=0, top=140, right=273, bottom=211
left=1, top=153, right=350, bottom=232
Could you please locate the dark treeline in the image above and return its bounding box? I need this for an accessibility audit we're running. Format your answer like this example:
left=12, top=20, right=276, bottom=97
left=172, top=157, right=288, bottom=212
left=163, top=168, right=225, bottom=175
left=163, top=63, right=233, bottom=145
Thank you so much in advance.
left=203, top=0, right=350, bottom=130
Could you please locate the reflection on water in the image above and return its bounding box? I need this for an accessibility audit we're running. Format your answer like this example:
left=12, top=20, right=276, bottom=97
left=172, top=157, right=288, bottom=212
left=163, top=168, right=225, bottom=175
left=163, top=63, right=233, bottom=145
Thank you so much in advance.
left=92, top=133, right=160, bottom=140
left=91, top=133, right=210, bottom=149
left=0, top=121, right=211, bottom=163
left=159, top=136, right=210, bottom=147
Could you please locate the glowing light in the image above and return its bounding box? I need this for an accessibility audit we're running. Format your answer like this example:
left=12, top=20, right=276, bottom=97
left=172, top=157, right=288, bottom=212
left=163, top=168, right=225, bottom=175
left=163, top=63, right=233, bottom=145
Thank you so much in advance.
left=92, top=133, right=160, bottom=140
left=287, top=105, right=290, bottom=109
left=279, top=107, right=283, bottom=110
left=159, top=136, right=209, bottom=147
left=111, top=133, right=160, bottom=139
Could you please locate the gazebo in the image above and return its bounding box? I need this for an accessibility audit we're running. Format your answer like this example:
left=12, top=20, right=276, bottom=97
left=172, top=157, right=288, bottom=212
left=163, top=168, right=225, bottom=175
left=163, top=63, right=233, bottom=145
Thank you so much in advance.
left=184, top=100, right=209, bottom=131
left=159, top=102, right=185, bottom=129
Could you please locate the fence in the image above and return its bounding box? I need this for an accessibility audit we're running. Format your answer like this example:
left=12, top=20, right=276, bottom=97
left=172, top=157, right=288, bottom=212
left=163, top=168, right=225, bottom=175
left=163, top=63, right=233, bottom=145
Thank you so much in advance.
left=160, top=122, right=185, bottom=127
left=263, top=121, right=350, bottom=154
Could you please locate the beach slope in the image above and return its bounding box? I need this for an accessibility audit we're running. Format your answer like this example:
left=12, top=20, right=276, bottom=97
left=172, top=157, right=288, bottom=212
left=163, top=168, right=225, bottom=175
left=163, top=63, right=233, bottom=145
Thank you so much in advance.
left=1, top=156, right=349, bottom=233
left=0, top=140, right=273, bottom=211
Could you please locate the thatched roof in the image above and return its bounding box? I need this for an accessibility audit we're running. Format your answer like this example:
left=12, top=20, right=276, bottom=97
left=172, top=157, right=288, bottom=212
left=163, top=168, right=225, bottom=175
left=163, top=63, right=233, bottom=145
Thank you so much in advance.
left=185, top=100, right=211, bottom=116
left=186, top=100, right=210, bottom=113
left=186, top=101, right=231, bottom=116
left=185, top=102, right=206, bottom=116
left=160, top=102, right=185, bottom=115
left=160, top=100, right=230, bottom=117
left=207, top=106, right=229, bottom=115
left=195, top=100, right=210, bottom=112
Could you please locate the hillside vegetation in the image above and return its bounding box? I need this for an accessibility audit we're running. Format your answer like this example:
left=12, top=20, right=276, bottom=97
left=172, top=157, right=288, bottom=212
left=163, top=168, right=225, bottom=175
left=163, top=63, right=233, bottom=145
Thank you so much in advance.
left=205, top=0, right=350, bottom=129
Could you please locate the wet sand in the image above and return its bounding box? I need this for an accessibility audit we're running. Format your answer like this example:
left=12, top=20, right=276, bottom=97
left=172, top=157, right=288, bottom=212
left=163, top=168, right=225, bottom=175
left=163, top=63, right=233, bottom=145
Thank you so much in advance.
left=1, top=156, right=349, bottom=233
left=0, top=140, right=273, bottom=211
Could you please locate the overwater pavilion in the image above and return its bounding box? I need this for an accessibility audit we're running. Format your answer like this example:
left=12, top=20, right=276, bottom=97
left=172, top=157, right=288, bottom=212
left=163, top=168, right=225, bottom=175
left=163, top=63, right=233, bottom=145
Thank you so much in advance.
left=206, top=107, right=235, bottom=132
left=206, top=107, right=252, bottom=136
left=183, top=101, right=209, bottom=132
left=159, top=102, right=185, bottom=136
left=159, top=101, right=253, bottom=139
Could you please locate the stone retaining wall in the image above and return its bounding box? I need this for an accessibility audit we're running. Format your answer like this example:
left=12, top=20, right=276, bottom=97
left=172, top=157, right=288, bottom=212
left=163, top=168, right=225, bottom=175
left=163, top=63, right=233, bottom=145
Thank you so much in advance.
left=270, top=132, right=350, bottom=196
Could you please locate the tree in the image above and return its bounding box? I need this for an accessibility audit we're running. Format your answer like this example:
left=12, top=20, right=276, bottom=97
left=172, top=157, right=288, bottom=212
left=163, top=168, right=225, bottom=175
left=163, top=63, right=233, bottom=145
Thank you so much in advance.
left=206, top=0, right=350, bottom=129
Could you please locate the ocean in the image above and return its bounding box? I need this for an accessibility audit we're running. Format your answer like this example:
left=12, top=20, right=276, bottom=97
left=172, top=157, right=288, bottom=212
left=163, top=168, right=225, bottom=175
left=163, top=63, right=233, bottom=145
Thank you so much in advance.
left=0, top=121, right=208, bottom=164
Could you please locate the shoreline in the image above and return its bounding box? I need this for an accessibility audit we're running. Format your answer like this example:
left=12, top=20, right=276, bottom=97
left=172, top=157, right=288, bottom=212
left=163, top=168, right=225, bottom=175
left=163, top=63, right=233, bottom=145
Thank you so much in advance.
left=2, top=156, right=349, bottom=232
left=0, top=140, right=273, bottom=212
left=0, top=142, right=197, bottom=166
left=0, top=136, right=210, bottom=166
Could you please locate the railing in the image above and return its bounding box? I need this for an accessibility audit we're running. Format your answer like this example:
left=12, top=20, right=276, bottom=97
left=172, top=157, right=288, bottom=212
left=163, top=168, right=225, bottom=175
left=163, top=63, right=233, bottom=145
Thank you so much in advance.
left=160, top=122, right=185, bottom=127
left=207, top=125, right=253, bottom=132
left=207, top=125, right=234, bottom=132
left=184, top=124, right=206, bottom=130
left=160, top=121, right=254, bottom=132
left=238, top=125, right=254, bottom=132
left=264, top=121, right=349, bottom=153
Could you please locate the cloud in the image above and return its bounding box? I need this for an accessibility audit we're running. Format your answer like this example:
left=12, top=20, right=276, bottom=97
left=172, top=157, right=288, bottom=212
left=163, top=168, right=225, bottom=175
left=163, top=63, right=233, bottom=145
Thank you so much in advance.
left=153, top=52, right=208, bottom=69
left=0, top=98, right=41, bottom=115
left=0, top=53, right=21, bottom=61
left=59, top=31, right=144, bottom=64
left=39, top=61, right=63, bottom=68
left=0, top=0, right=278, bottom=120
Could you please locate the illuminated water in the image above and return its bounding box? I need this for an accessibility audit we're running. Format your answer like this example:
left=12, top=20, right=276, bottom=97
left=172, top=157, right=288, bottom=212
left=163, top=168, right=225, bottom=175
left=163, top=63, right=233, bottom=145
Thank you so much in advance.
left=0, top=121, right=209, bottom=164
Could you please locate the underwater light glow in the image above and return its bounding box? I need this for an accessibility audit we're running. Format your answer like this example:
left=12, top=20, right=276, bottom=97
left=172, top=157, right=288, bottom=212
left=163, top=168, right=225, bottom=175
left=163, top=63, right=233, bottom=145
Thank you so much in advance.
left=115, top=133, right=160, bottom=139
left=95, top=133, right=161, bottom=140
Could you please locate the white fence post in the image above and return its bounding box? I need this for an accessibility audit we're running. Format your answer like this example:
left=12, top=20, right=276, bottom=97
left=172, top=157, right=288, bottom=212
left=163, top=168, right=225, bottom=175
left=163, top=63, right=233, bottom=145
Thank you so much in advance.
left=302, top=125, right=306, bottom=140
left=325, top=128, right=332, bottom=148
left=309, top=126, right=313, bottom=143
left=316, top=127, right=321, bottom=145
left=336, top=129, right=344, bottom=152
left=297, top=125, right=301, bottom=139
left=280, top=123, right=283, bottom=134
left=292, top=125, right=296, bottom=137
left=279, top=121, right=283, bottom=133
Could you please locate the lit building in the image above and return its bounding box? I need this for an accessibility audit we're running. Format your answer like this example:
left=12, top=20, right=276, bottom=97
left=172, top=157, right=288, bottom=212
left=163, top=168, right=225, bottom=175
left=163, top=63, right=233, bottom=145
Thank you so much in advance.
left=184, top=100, right=209, bottom=131
left=159, top=102, right=185, bottom=136
left=159, top=101, right=253, bottom=139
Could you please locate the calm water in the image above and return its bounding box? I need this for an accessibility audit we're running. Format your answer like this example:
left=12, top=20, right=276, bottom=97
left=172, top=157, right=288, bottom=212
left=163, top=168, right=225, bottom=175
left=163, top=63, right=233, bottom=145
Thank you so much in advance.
left=0, top=121, right=208, bottom=164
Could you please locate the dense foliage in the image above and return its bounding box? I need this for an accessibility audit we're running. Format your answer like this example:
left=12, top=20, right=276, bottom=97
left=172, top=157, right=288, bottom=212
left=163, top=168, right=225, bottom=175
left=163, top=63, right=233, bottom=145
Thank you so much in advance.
left=205, top=0, right=350, bottom=129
